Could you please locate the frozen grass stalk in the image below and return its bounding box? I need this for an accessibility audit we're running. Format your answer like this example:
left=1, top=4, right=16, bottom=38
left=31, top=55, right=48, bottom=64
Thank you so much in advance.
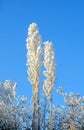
left=43, top=41, right=56, bottom=130
left=26, top=23, right=42, bottom=130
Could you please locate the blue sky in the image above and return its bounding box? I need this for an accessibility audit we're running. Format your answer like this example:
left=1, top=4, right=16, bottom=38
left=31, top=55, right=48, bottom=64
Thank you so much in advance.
left=0, top=0, right=84, bottom=105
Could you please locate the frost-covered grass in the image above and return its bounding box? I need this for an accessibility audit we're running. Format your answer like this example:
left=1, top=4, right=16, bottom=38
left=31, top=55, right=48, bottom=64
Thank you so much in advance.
left=0, top=23, right=84, bottom=130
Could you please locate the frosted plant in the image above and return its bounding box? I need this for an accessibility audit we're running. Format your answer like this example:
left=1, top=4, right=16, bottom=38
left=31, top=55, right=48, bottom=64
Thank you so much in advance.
left=1, top=22, right=84, bottom=130
left=43, top=41, right=56, bottom=129
left=0, top=80, right=17, bottom=104
left=0, top=80, right=30, bottom=130
left=26, top=23, right=42, bottom=130
left=55, top=87, right=84, bottom=130
left=43, top=41, right=55, bottom=98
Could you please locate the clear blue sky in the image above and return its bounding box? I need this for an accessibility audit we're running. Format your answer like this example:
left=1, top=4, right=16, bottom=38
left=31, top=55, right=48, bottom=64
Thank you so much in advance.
left=0, top=0, right=84, bottom=105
